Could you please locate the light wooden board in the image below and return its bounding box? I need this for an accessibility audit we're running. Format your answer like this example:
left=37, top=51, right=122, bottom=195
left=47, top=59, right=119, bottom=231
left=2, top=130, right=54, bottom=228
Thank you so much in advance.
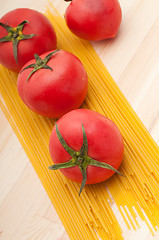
left=0, top=0, right=159, bottom=239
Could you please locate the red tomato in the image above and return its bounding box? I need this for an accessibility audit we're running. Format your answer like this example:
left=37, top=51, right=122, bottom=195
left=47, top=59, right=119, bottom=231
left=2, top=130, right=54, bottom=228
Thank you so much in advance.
left=64, top=0, right=122, bottom=41
left=49, top=109, right=124, bottom=195
left=0, top=8, right=57, bottom=72
left=17, top=50, right=88, bottom=118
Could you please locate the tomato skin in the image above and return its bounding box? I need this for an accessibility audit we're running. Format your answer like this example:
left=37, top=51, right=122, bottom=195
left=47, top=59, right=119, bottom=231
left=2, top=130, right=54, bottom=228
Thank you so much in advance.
left=0, top=8, right=57, bottom=72
left=49, top=109, right=124, bottom=184
left=65, top=0, right=122, bottom=41
left=17, top=50, right=88, bottom=118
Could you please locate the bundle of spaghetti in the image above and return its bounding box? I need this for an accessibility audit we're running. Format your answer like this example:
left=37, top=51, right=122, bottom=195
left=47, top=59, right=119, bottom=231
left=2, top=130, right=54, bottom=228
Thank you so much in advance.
left=0, top=3, right=159, bottom=239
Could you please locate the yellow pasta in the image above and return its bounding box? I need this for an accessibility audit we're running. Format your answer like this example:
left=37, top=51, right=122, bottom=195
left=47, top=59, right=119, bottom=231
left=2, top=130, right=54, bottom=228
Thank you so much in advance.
left=0, top=3, right=159, bottom=239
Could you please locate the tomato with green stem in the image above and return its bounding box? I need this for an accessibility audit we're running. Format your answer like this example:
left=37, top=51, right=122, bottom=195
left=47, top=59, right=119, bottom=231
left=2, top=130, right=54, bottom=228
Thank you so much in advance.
left=0, top=8, right=57, bottom=72
left=49, top=109, right=124, bottom=195
left=17, top=50, right=88, bottom=118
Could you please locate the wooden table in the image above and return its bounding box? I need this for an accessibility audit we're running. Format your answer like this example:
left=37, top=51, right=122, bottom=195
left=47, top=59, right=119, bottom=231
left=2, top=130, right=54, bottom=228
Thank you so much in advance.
left=0, top=0, right=159, bottom=239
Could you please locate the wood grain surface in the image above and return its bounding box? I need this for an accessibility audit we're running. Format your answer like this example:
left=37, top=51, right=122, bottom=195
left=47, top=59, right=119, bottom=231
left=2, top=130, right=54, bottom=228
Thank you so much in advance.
left=0, top=0, right=159, bottom=239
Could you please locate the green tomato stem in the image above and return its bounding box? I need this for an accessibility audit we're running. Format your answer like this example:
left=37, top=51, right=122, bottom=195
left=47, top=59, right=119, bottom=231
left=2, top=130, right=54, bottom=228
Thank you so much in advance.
left=89, top=158, right=125, bottom=177
left=79, top=165, right=87, bottom=196
left=0, top=20, right=36, bottom=63
left=49, top=159, right=75, bottom=170
left=55, top=122, right=76, bottom=157
left=21, top=50, right=60, bottom=82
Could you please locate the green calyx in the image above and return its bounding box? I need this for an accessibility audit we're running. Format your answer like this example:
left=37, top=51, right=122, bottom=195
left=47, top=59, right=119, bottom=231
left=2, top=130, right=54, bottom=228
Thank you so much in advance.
left=49, top=123, right=124, bottom=196
left=21, top=50, right=60, bottom=82
left=0, top=20, right=36, bottom=63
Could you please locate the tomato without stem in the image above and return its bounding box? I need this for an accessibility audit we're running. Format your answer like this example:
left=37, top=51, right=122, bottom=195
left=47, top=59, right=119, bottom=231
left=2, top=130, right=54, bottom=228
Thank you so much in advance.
left=0, top=8, right=57, bottom=72
left=64, top=0, right=122, bottom=41
left=17, top=50, right=88, bottom=118
left=49, top=109, right=124, bottom=195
